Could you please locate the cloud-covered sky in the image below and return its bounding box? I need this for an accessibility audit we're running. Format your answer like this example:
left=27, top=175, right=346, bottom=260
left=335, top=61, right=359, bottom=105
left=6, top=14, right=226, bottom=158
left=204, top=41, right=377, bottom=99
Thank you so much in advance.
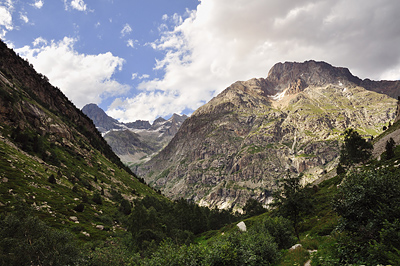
left=1, top=0, right=400, bottom=122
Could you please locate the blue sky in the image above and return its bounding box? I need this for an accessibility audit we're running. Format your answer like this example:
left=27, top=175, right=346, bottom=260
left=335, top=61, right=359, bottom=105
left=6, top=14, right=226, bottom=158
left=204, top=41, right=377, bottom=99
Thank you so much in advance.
left=1, top=0, right=400, bottom=122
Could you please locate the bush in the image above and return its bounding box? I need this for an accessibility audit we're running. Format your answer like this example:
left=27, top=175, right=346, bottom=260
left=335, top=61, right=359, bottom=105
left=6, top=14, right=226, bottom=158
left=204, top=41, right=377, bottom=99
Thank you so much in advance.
left=119, top=199, right=132, bottom=215
left=332, top=168, right=400, bottom=264
left=48, top=174, right=56, bottom=184
left=84, top=240, right=139, bottom=266
left=263, top=216, right=296, bottom=249
left=243, top=198, right=266, bottom=218
left=0, top=203, right=81, bottom=265
left=92, top=191, right=102, bottom=205
left=74, top=203, right=85, bottom=212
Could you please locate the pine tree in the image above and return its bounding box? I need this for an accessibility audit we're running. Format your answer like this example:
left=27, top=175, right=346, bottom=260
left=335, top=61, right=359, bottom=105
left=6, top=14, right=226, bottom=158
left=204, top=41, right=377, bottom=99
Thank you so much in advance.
left=385, top=137, right=396, bottom=160
left=339, top=128, right=373, bottom=167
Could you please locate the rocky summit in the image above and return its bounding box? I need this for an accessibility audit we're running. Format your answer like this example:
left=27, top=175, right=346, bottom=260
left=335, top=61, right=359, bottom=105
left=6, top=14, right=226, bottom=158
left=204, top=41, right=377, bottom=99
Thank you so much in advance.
left=138, top=60, right=400, bottom=211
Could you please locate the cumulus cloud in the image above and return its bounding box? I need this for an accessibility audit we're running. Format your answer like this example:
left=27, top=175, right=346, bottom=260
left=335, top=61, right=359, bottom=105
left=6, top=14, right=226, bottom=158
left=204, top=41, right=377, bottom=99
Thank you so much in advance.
left=0, top=2, right=13, bottom=37
left=108, top=0, right=400, bottom=122
left=16, top=37, right=130, bottom=108
left=71, top=0, right=86, bottom=11
left=32, top=0, right=44, bottom=9
left=64, top=0, right=87, bottom=12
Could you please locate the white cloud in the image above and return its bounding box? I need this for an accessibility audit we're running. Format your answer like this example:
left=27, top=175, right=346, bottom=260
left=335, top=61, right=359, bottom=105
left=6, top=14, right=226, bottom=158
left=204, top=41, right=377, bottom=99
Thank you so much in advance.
left=139, top=74, right=149, bottom=79
left=131, top=73, right=150, bottom=80
left=108, top=0, right=400, bottom=122
left=127, top=39, right=138, bottom=48
left=121, top=23, right=132, bottom=37
left=16, top=37, right=130, bottom=108
left=20, top=12, right=28, bottom=23
left=32, top=0, right=44, bottom=9
left=0, top=3, right=13, bottom=37
left=32, top=36, right=47, bottom=46
left=70, top=0, right=86, bottom=11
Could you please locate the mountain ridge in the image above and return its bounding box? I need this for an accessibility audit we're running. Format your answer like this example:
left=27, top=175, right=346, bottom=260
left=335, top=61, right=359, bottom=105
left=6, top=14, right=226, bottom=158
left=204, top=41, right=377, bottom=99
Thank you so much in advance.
left=82, top=103, right=188, bottom=166
left=138, top=60, right=399, bottom=211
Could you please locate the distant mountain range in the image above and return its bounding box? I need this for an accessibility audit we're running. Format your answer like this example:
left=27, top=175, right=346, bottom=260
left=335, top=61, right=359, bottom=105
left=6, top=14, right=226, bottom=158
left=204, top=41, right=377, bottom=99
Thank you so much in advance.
left=137, top=60, right=400, bottom=211
left=82, top=103, right=187, bottom=166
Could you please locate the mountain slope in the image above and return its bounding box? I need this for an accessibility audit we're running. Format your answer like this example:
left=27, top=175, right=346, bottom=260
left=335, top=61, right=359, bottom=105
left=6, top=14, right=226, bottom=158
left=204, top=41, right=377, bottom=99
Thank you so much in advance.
left=0, top=39, right=160, bottom=240
left=138, top=60, right=399, bottom=211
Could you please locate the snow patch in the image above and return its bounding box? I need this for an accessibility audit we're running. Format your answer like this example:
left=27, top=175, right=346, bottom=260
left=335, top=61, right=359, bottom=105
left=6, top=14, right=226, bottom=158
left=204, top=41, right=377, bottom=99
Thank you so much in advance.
left=268, top=89, right=287, bottom=101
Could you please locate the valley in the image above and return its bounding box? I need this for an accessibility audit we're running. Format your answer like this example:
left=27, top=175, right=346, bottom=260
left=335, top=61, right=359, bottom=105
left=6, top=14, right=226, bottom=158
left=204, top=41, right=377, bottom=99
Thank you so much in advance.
left=1, top=38, right=400, bottom=265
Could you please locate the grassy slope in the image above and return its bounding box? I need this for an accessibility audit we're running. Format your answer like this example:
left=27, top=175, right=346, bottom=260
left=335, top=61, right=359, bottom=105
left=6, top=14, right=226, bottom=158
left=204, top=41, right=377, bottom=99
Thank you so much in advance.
left=0, top=130, right=162, bottom=242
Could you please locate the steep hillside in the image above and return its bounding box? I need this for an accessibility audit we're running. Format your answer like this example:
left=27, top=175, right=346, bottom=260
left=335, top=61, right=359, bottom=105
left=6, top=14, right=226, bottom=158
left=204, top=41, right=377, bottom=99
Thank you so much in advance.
left=82, top=103, right=187, bottom=166
left=138, top=60, right=399, bottom=211
left=0, top=39, right=160, bottom=240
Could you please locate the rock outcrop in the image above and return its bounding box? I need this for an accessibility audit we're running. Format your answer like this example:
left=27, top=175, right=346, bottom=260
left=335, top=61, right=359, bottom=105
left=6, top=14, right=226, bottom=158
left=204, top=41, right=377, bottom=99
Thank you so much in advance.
left=138, top=60, right=399, bottom=211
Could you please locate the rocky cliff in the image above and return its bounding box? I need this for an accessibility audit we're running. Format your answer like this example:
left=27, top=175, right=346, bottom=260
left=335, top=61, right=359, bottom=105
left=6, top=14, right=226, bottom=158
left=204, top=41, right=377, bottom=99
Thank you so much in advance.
left=138, top=60, right=399, bottom=211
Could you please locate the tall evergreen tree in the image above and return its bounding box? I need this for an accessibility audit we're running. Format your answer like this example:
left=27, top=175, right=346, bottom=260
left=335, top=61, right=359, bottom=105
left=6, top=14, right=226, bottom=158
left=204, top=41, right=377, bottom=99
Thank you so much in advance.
left=339, top=128, right=373, bottom=167
left=385, top=137, right=396, bottom=160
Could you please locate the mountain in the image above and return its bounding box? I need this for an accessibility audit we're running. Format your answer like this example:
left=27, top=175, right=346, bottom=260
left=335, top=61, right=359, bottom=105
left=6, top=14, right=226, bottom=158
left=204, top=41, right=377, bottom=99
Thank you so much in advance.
left=138, top=60, right=400, bottom=211
left=82, top=103, right=151, bottom=132
left=0, top=39, right=160, bottom=240
left=82, top=103, right=187, bottom=166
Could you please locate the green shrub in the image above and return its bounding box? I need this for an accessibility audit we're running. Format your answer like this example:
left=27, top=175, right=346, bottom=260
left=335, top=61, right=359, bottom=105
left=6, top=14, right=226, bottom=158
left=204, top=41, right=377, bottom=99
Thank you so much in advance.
left=92, top=191, right=102, bottom=205
left=263, top=216, right=296, bottom=249
left=74, top=203, right=85, bottom=212
left=0, top=203, right=81, bottom=265
left=48, top=174, right=56, bottom=184
left=332, top=168, right=400, bottom=265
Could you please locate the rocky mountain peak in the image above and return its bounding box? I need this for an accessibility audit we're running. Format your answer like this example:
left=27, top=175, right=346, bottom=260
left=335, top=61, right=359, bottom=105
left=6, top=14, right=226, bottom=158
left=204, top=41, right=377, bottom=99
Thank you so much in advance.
left=82, top=103, right=121, bottom=132
left=211, top=60, right=365, bottom=107
left=267, top=60, right=361, bottom=88
left=153, top=116, right=167, bottom=124
left=139, top=60, right=400, bottom=211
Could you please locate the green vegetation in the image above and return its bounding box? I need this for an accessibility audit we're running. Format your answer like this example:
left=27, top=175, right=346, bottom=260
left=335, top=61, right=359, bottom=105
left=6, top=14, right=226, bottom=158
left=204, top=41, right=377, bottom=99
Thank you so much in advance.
left=0, top=202, right=81, bottom=266
left=332, top=168, right=400, bottom=265
left=272, top=172, right=312, bottom=241
left=385, top=137, right=396, bottom=160
left=339, top=128, right=373, bottom=167
left=243, top=198, right=266, bottom=218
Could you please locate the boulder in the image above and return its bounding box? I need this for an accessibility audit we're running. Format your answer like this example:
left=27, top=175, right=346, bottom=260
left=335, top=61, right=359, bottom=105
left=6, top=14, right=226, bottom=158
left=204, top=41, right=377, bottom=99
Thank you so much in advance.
left=237, top=221, right=246, bottom=231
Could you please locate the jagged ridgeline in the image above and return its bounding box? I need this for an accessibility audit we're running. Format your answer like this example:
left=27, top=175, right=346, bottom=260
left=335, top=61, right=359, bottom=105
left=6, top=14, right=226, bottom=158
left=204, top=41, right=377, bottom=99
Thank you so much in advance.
left=138, top=60, right=400, bottom=211
left=82, top=103, right=188, bottom=167
left=0, top=39, right=161, bottom=240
